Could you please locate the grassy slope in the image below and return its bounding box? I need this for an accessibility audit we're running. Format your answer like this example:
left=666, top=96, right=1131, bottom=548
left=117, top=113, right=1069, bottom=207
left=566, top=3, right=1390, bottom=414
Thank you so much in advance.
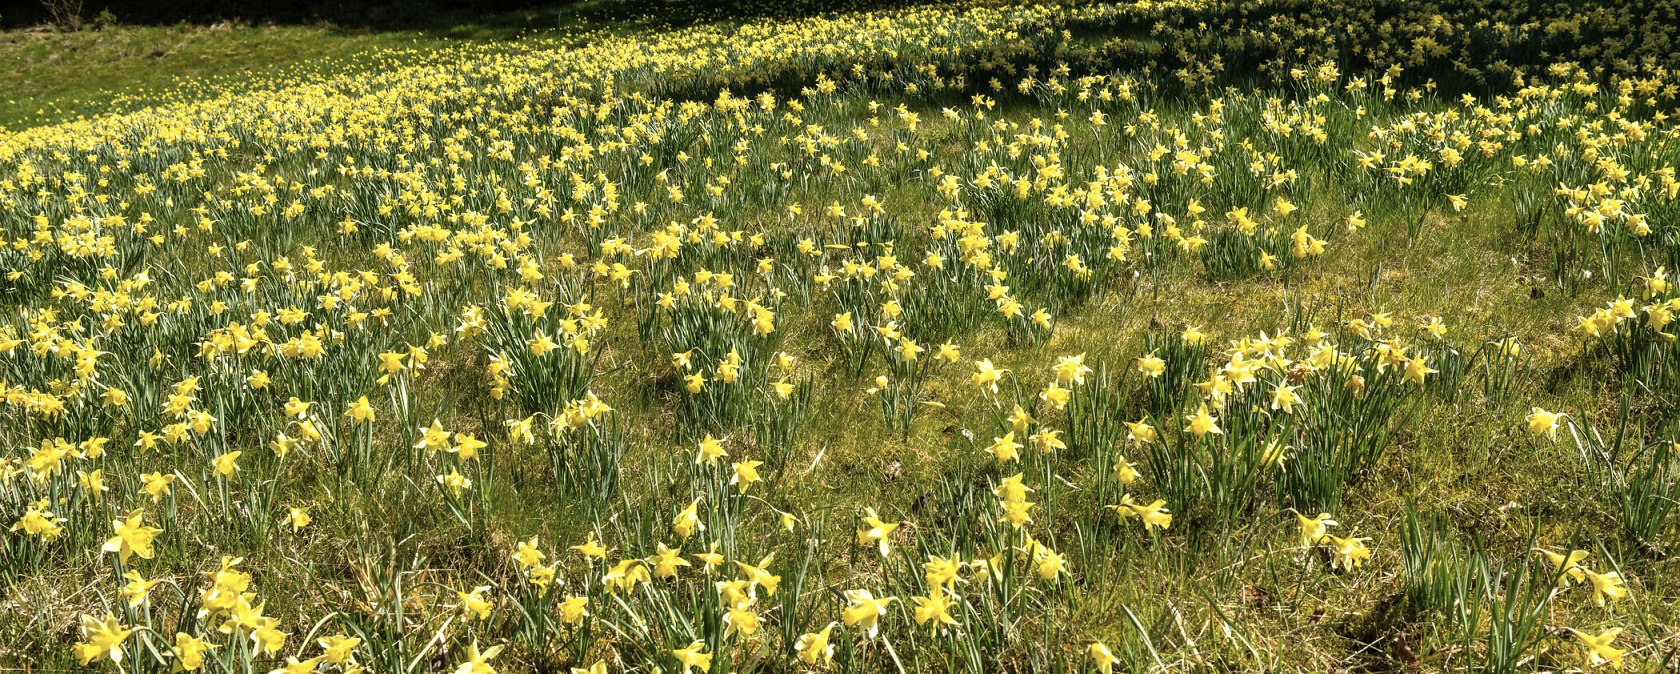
left=3, top=5, right=1676, bottom=673
left=0, top=4, right=636, bottom=130
left=3, top=24, right=419, bottom=129
left=0, top=0, right=934, bottom=130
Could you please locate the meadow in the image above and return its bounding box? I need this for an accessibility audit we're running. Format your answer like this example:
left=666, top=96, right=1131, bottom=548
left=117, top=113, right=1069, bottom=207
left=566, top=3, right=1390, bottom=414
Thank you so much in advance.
left=3, top=0, right=1680, bottom=671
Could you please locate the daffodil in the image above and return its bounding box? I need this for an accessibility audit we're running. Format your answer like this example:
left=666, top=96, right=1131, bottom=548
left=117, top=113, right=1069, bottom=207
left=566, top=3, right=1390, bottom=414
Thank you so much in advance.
left=1032, top=545, right=1068, bottom=580
left=286, top=507, right=311, bottom=531
left=1324, top=534, right=1372, bottom=570
left=602, top=559, right=651, bottom=593
left=1526, top=407, right=1562, bottom=441
left=284, top=397, right=312, bottom=419
left=415, top=419, right=453, bottom=452
left=269, top=656, right=326, bottom=674
left=1535, top=548, right=1590, bottom=587
left=1136, top=353, right=1166, bottom=378
left=985, top=432, right=1022, bottom=463
left=345, top=396, right=376, bottom=423
left=141, top=472, right=176, bottom=502
left=796, top=622, right=837, bottom=666
left=453, top=433, right=487, bottom=459
left=695, top=434, right=728, bottom=464
left=437, top=469, right=472, bottom=496
left=171, top=632, right=214, bottom=671
left=212, top=450, right=241, bottom=479
left=72, top=613, right=132, bottom=665
left=650, top=542, right=691, bottom=579
left=1088, top=641, right=1119, bottom=674
left=1108, top=495, right=1172, bottom=531
left=1113, top=456, right=1139, bottom=485
left=857, top=507, right=900, bottom=556
left=1293, top=511, right=1337, bottom=547
left=937, top=342, right=961, bottom=363
left=120, top=570, right=159, bottom=608
left=1270, top=382, right=1301, bottom=413
left=560, top=596, right=589, bottom=624
left=456, top=585, right=494, bottom=621
left=674, top=498, right=705, bottom=538
left=1054, top=353, right=1092, bottom=384
left=971, top=359, right=1008, bottom=392
left=453, top=641, right=504, bottom=674
left=513, top=536, right=546, bottom=569
left=1186, top=403, right=1222, bottom=437
left=1566, top=628, right=1624, bottom=669
left=912, top=590, right=959, bottom=630
left=671, top=641, right=712, bottom=674
left=994, top=473, right=1033, bottom=503
left=1583, top=568, right=1629, bottom=606
left=736, top=554, right=781, bottom=597
left=317, top=634, right=361, bottom=665
left=571, top=533, right=607, bottom=561
left=1125, top=420, right=1157, bottom=444
left=841, top=589, right=898, bottom=637
left=11, top=500, right=65, bottom=541
left=724, top=601, right=762, bottom=638
left=102, top=508, right=163, bottom=563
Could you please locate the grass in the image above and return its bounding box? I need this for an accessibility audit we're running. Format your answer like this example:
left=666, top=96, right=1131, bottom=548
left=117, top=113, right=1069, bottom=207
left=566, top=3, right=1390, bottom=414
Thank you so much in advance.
left=0, top=0, right=941, bottom=130
left=2, top=0, right=1679, bottom=671
left=3, top=23, right=438, bottom=129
